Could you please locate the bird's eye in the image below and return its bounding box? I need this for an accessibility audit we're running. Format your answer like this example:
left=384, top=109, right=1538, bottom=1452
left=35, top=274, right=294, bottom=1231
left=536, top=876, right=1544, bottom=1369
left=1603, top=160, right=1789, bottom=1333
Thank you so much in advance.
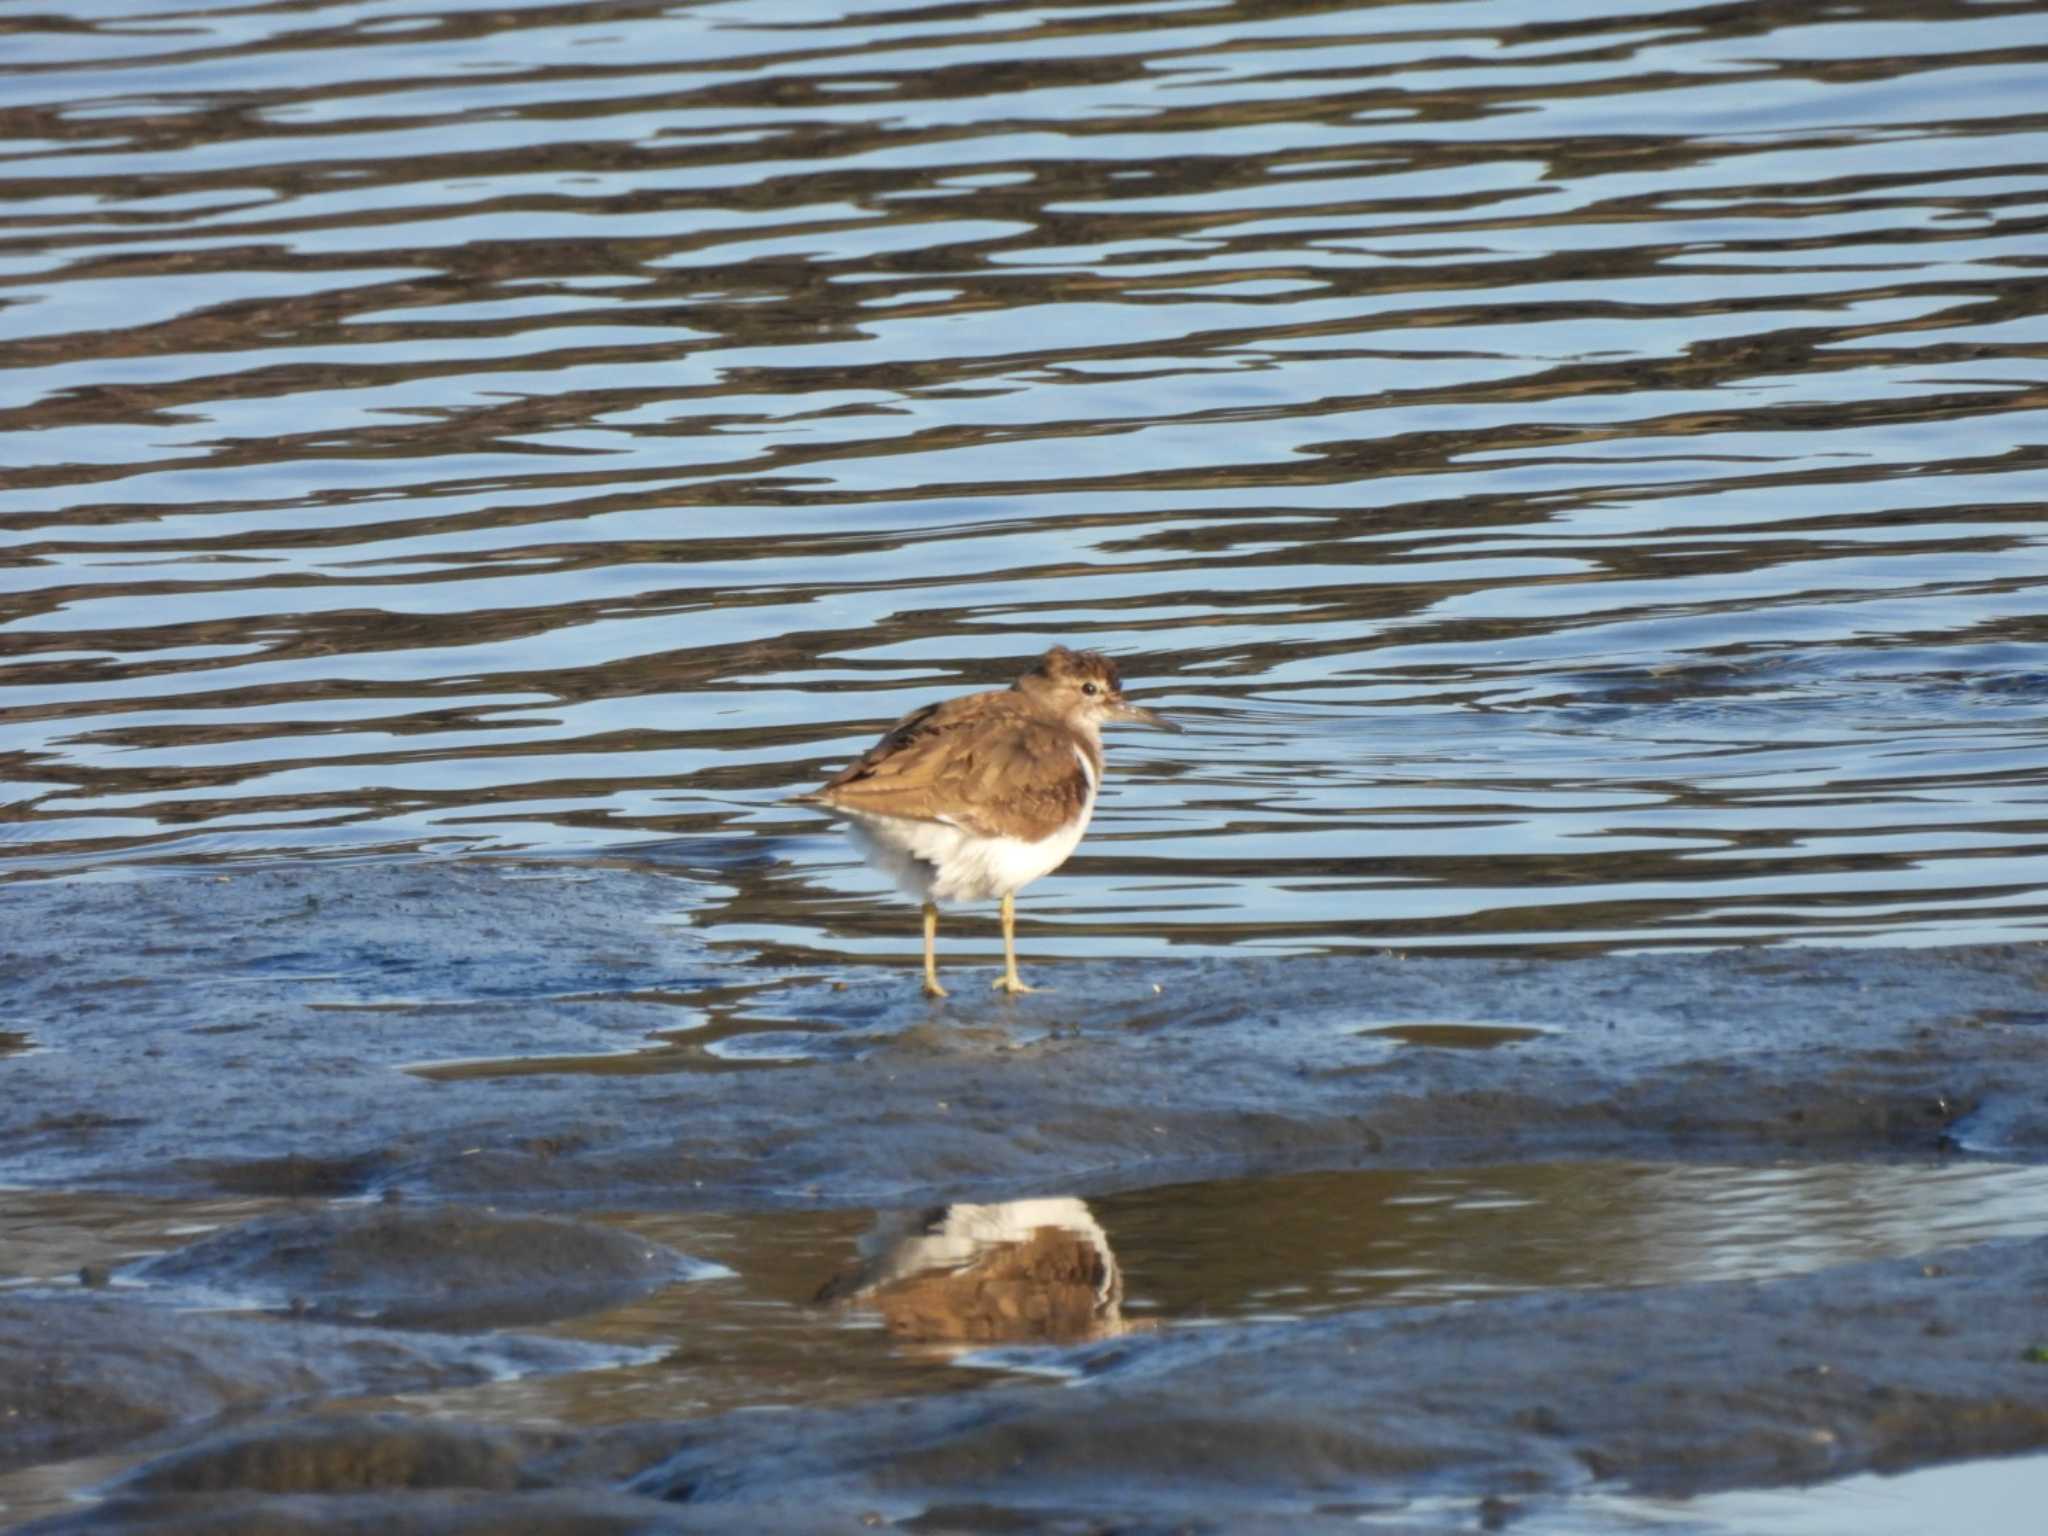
left=1081, top=682, right=1099, bottom=696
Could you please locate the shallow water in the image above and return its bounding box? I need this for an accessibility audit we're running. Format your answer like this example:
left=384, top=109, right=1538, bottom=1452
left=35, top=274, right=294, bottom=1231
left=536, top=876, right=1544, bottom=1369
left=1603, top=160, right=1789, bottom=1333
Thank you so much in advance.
left=3, top=0, right=2047, bottom=963
left=1453, top=1453, right=2048, bottom=1536
left=5, top=1155, right=2046, bottom=1526
left=16, top=1155, right=2034, bottom=1417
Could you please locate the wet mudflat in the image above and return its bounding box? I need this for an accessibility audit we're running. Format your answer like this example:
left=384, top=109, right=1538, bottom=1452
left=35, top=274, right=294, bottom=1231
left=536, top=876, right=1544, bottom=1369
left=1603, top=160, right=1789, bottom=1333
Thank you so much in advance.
left=5, top=861, right=2048, bottom=1531
left=7, top=0, right=2048, bottom=1528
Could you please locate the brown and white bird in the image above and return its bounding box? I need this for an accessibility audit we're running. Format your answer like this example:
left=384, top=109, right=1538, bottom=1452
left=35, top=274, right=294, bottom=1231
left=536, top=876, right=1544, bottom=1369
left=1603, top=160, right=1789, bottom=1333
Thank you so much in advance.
left=798, top=646, right=1177, bottom=997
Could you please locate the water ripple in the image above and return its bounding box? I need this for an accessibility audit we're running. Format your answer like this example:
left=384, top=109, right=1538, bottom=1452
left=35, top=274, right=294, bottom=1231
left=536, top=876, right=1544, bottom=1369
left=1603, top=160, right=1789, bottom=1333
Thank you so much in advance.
left=4, top=0, right=2047, bottom=956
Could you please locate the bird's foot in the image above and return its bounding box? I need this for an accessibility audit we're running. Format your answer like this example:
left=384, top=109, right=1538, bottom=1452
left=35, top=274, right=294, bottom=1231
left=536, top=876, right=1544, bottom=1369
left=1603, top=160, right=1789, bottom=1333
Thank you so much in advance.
left=923, top=977, right=950, bottom=999
left=990, top=973, right=1039, bottom=995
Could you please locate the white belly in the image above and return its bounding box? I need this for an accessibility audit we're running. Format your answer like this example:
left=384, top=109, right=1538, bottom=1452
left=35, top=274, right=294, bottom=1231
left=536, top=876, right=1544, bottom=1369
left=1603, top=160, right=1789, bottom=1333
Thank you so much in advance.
left=841, top=793, right=1095, bottom=906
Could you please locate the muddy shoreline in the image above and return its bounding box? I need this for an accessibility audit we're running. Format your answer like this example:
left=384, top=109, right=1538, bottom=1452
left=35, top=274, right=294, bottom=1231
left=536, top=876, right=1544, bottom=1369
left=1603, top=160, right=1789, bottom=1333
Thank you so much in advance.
left=5, top=859, right=2048, bottom=1531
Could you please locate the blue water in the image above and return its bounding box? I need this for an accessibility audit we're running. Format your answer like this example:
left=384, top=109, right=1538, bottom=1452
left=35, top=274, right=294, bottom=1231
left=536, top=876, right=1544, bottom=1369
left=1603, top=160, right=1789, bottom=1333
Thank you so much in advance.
left=3, top=0, right=2047, bottom=962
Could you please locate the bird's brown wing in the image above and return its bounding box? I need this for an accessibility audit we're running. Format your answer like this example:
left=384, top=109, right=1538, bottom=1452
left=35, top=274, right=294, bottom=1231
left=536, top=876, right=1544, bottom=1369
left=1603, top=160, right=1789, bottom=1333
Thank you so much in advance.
left=804, top=693, right=1092, bottom=843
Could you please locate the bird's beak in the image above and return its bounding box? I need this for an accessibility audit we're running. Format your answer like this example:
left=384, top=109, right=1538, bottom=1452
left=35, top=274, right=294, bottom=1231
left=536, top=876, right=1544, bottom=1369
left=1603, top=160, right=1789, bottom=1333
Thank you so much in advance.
left=1109, top=698, right=1181, bottom=733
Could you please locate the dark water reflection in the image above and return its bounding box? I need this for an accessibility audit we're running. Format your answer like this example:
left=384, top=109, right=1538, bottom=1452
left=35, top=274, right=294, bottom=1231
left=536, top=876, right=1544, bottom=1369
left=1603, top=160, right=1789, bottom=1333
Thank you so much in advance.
left=4, top=0, right=2048, bottom=959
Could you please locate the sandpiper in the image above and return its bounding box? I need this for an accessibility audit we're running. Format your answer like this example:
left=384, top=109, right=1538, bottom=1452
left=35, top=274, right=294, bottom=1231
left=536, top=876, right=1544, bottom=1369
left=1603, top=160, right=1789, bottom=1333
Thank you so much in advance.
left=798, top=646, right=1177, bottom=997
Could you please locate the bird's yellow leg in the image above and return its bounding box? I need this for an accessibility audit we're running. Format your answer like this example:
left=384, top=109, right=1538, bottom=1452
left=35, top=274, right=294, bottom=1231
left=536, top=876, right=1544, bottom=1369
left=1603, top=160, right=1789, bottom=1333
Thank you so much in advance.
left=991, top=891, right=1038, bottom=994
left=922, top=902, right=949, bottom=998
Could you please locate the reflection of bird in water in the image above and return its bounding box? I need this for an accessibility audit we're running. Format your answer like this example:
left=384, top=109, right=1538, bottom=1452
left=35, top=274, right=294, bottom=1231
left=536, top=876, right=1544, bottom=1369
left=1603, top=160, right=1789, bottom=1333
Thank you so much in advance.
left=815, top=1197, right=1129, bottom=1345
left=796, top=646, right=1177, bottom=998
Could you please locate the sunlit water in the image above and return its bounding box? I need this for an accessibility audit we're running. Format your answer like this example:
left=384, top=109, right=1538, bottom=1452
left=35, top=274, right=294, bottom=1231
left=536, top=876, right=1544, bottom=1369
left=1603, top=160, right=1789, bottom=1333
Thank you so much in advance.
left=5, top=0, right=2048, bottom=963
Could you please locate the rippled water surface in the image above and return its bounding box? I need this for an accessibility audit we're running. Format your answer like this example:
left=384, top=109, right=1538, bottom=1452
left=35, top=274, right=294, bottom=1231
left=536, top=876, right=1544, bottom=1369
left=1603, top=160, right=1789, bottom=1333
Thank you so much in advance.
left=6, top=0, right=2048, bottom=960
